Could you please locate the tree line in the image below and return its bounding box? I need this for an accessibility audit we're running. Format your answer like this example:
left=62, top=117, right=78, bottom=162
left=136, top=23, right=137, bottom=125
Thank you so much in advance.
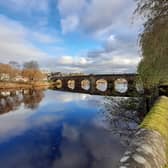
left=0, top=61, right=46, bottom=82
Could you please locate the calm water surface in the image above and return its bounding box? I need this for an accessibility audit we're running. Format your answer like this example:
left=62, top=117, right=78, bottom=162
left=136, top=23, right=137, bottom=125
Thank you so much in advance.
left=0, top=89, right=138, bottom=168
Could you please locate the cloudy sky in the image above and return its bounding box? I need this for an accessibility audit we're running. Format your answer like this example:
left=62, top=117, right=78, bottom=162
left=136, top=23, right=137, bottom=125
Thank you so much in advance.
left=0, top=0, right=142, bottom=74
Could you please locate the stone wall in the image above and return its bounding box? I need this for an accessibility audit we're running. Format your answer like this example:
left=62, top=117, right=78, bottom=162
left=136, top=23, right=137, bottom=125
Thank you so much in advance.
left=119, top=96, right=168, bottom=168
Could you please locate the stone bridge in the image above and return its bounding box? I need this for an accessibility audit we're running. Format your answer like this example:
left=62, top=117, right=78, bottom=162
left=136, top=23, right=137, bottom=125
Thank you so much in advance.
left=50, top=73, right=142, bottom=97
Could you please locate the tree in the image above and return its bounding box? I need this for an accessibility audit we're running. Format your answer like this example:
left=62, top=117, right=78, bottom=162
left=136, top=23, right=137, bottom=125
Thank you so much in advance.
left=9, top=61, right=20, bottom=69
left=0, top=63, right=19, bottom=81
left=23, top=61, right=39, bottom=70
left=22, top=61, right=45, bottom=82
left=135, top=0, right=168, bottom=88
left=22, top=69, right=44, bottom=82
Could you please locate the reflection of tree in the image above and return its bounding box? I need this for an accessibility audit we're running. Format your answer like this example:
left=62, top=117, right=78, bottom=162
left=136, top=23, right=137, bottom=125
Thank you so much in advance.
left=0, top=95, right=22, bottom=114
left=0, top=89, right=44, bottom=114
left=102, top=97, right=144, bottom=146
left=23, top=90, right=44, bottom=109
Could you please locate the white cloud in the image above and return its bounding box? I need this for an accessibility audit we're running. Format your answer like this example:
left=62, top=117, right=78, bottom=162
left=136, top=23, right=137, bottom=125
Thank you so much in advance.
left=58, top=0, right=86, bottom=16
left=58, top=0, right=86, bottom=34
left=0, top=15, right=61, bottom=64
left=46, top=52, right=140, bottom=74
left=81, top=0, right=125, bottom=32
left=0, top=0, right=49, bottom=13
left=61, top=15, right=79, bottom=34
left=0, top=13, right=139, bottom=73
left=59, top=56, right=74, bottom=64
left=32, top=32, right=58, bottom=44
left=79, top=57, right=87, bottom=65
left=57, top=55, right=88, bottom=66
left=0, top=0, right=142, bottom=74
left=58, top=0, right=138, bottom=35
left=56, top=0, right=141, bottom=73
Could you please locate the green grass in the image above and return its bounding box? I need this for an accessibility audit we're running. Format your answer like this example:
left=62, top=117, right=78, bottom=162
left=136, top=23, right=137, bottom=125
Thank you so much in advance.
left=141, top=96, right=168, bottom=139
left=140, top=96, right=168, bottom=167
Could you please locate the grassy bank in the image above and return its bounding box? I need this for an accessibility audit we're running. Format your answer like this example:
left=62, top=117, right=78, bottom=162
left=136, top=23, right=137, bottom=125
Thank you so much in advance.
left=140, top=96, right=168, bottom=167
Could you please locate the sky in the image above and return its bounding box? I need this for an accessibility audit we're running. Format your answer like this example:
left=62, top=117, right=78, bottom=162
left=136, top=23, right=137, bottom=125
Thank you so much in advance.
left=0, top=0, right=142, bottom=74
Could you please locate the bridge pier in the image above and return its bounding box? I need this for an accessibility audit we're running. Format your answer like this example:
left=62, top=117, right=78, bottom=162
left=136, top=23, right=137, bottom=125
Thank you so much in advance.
left=89, top=75, right=96, bottom=94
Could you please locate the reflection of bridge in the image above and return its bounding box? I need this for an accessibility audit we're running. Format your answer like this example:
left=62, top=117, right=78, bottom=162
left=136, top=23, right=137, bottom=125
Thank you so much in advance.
left=50, top=74, right=142, bottom=97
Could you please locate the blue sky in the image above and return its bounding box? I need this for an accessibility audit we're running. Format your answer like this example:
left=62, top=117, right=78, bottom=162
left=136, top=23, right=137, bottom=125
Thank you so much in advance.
left=0, top=0, right=142, bottom=73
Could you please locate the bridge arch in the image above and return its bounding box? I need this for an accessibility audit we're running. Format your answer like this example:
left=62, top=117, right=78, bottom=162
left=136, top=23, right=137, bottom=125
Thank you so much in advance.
left=51, top=74, right=139, bottom=96
left=67, top=80, right=75, bottom=90
left=55, top=79, right=62, bottom=89
left=96, top=79, right=108, bottom=92
left=81, top=79, right=90, bottom=90
left=114, top=78, right=128, bottom=93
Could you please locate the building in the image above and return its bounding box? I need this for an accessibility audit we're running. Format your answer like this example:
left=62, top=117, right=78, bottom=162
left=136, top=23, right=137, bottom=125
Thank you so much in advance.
left=0, top=73, right=10, bottom=81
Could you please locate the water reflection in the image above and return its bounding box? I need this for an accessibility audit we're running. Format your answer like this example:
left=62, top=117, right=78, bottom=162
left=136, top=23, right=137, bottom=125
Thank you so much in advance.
left=0, top=90, right=131, bottom=168
left=0, top=89, right=44, bottom=114
left=23, top=90, right=44, bottom=109
left=102, top=97, right=143, bottom=145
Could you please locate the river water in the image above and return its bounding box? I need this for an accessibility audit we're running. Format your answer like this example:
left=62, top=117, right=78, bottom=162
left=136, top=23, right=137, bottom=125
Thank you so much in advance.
left=0, top=89, right=141, bottom=168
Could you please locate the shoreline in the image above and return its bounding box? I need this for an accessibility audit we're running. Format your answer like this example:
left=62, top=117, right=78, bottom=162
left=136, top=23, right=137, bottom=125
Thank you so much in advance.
left=0, top=81, right=52, bottom=91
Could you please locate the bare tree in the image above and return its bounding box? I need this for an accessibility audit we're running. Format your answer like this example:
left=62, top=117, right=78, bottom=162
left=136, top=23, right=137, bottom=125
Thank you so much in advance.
left=23, top=61, right=39, bottom=70
left=22, top=69, right=45, bottom=82
left=0, top=63, right=19, bottom=81
left=22, top=61, right=45, bottom=82
left=9, top=61, right=20, bottom=69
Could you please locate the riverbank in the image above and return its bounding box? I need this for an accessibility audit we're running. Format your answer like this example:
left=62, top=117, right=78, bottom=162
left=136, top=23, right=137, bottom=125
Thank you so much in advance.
left=120, top=96, right=168, bottom=167
left=0, top=81, right=52, bottom=90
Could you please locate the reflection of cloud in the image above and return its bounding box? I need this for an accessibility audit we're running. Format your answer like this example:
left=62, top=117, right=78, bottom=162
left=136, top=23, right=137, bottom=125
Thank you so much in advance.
left=0, top=125, right=62, bottom=168
left=0, top=90, right=126, bottom=167
left=62, top=124, right=79, bottom=141
left=53, top=121, right=125, bottom=168
left=61, top=93, right=92, bottom=103
left=52, top=139, right=88, bottom=168
left=0, top=103, right=63, bottom=143
left=82, top=126, right=125, bottom=168
left=41, top=90, right=92, bottom=105
left=0, top=104, right=35, bottom=143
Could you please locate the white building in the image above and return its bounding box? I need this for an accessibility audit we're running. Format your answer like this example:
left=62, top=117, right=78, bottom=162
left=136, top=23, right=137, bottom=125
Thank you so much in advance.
left=0, top=73, right=10, bottom=81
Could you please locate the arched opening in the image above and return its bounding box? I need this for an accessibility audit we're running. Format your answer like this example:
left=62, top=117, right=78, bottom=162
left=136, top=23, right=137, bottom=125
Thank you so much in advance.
left=67, top=80, right=75, bottom=90
left=96, top=79, right=108, bottom=92
left=81, top=79, right=90, bottom=90
left=55, top=79, right=62, bottom=89
left=114, top=78, right=128, bottom=93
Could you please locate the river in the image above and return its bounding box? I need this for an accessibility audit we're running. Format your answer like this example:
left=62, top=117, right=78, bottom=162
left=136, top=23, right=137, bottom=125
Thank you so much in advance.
left=0, top=89, right=141, bottom=168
